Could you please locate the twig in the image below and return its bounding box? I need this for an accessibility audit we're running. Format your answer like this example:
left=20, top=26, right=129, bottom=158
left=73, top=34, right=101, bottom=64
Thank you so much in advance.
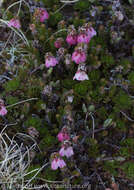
left=120, top=111, right=134, bottom=122
left=60, top=0, right=79, bottom=3
left=90, top=114, right=95, bottom=139
left=6, top=98, right=38, bottom=108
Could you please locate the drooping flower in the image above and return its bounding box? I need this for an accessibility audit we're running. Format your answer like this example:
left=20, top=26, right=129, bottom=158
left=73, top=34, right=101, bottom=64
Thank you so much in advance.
left=59, top=141, right=74, bottom=158
left=39, top=8, right=49, bottom=22
left=66, top=34, right=77, bottom=45
left=77, top=33, right=91, bottom=44
left=66, top=25, right=77, bottom=45
left=34, top=8, right=49, bottom=23
left=8, top=18, right=21, bottom=29
left=72, top=50, right=86, bottom=64
left=51, top=153, right=66, bottom=170
left=0, top=106, right=7, bottom=116
left=57, top=126, right=70, bottom=142
left=57, top=131, right=70, bottom=142
left=45, top=53, right=58, bottom=68
left=59, top=145, right=74, bottom=158
left=73, top=70, right=89, bottom=81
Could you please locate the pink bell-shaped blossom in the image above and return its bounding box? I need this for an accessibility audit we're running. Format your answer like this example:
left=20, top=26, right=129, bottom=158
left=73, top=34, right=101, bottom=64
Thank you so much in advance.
left=45, top=53, right=58, bottom=68
left=72, top=50, right=86, bottom=64
left=73, top=70, right=89, bottom=81
left=0, top=106, right=7, bottom=116
left=77, top=33, right=91, bottom=44
left=59, top=146, right=74, bottom=158
left=51, top=157, right=66, bottom=170
left=39, top=8, right=49, bottom=22
left=57, top=126, right=70, bottom=142
left=8, top=18, right=21, bottom=29
left=57, top=131, right=70, bottom=142
left=66, top=34, right=77, bottom=45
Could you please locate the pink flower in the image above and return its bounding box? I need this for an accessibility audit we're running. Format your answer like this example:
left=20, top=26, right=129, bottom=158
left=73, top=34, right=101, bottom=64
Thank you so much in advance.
left=87, top=27, right=96, bottom=38
left=8, top=18, right=21, bottom=29
left=0, top=106, right=7, bottom=116
left=51, top=157, right=66, bottom=170
left=66, top=34, right=77, bottom=45
left=73, top=70, right=89, bottom=81
left=59, top=146, right=74, bottom=158
left=77, top=33, right=91, bottom=44
left=72, top=50, right=86, bottom=64
left=45, top=54, right=58, bottom=68
left=57, top=132, right=70, bottom=142
left=39, top=8, right=49, bottom=22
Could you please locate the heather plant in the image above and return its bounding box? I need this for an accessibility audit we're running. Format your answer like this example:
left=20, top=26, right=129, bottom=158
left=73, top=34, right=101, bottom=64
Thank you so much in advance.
left=0, top=0, right=134, bottom=189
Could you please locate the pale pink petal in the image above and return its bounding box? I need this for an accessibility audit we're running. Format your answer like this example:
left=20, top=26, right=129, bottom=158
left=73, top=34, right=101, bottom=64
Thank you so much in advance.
left=51, top=159, right=59, bottom=170
left=0, top=106, right=7, bottom=116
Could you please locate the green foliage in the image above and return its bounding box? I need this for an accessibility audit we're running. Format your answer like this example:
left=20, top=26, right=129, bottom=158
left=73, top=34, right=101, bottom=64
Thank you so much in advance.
left=74, top=0, right=90, bottom=11
left=6, top=96, right=19, bottom=105
left=101, top=55, right=115, bottom=66
left=89, top=70, right=100, bottom=82
left=42, top=0, right=59, bottom=7
left=39, top=135, right=58, bottom=150
left=88, top=138, right=100, bottom=158
left=74, top=80, right=92, bottom=97
left=43, top=166, right=59, bottom=181
left=97, top=106, right=108, bottom=120
left=116, top=119, right=126, bottom=131
left=128, top=71, right=134, bottom=84
left=48, top=12, right=63, bottom=27
left=120, top=138, right=134, bottom=149
left=113, top=90, right=132, bottom=109
left=103, top=161, right=119, bottom=176
left=119, top=147, right=131, bottom=158
left=62, top=79, right=76, bottom=89
left=121, top=161, right=134, bottom=179
left=4, top=77, right=20, bottom=92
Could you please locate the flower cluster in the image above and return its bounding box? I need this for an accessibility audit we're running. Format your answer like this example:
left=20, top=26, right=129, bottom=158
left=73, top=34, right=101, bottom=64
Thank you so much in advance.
left=51, top=126, right=74, bottom=170
left=44, top=23, right=96, bottom=81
